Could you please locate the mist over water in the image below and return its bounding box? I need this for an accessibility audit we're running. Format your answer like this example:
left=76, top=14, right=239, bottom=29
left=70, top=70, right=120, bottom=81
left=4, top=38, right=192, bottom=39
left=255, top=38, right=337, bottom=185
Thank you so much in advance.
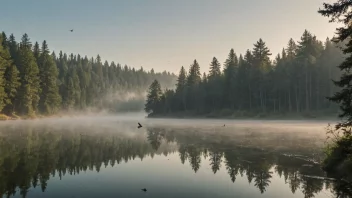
left=0, top=115, right=348, bottom=198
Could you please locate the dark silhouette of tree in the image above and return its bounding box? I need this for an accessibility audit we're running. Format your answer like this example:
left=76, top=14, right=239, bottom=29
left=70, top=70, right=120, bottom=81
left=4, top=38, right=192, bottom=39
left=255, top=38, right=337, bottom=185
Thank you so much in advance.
left=178, top=145, right=189, bottom=164
left=209, top=150, right=223, bottom=174
left=145, top=80, right=162, bottom=115
left=253, top=169, right=272, bottom=194
left=187, top=146, right=201, bottom=173
left=224, top=151, right=240, bottom=183
left=318, top=0, right=352, bottom=130
left=317, top=0, right=352, bottom=178
left=145, top=32, right=344, bottom=118
left=0, top=124, right=349, bottom=198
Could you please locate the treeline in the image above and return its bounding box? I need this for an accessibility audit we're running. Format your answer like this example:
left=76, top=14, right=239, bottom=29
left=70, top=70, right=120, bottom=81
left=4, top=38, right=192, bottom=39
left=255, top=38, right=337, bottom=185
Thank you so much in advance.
left=0, top=32, right=176, bottom=118
left=145, top=30, right=345, bottom=118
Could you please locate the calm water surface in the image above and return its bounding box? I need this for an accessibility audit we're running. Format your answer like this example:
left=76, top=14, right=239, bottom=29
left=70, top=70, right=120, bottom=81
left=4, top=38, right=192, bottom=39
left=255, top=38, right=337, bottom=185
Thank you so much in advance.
left=0, top=117, right=350, bottom=198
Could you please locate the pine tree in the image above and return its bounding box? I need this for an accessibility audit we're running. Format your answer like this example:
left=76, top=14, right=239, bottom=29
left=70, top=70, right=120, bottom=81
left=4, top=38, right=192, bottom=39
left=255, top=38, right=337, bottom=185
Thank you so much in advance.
left=33, top=42, right=40, bottom=62
left=38, top=40, right=61, bottom=114
left=252, top=38, right=272, bottom=72
left=223, top=49, right=238, bottom=109
left=296, top=30, right=319, bottom=112
left=1, top=32, right=7, bottom=48
left=319, top=0, right=352, bottom=130
left=175, top=66, right=187, bottom=111
left=209, top=57, right=221, bottom=79
left=57, top=51, right=68, bottom=105
left=3, top=61, right=20, bottom=115
left=16, top=34, right=40, bottom=116
left=76, top=58, right=88, bottom=109
left=63, top=64, right=80, bottom=110
left=0, top=35, right=9, bottom=112
left=286, top=39, right=297, bottom=60
left=145, top=80, right=162, bottom=115
left=187, top=60, right=201, bottom=86
left=176, top=66, right=187, bottom=93
left=8, top=34, right=18, bottom=62
left=252, top=39, right=272, bottom=112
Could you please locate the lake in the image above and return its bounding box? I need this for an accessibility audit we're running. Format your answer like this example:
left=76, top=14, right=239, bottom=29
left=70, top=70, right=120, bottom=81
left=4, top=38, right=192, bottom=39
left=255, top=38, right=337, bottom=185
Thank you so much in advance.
left=0, top=116, right=350, bottom=198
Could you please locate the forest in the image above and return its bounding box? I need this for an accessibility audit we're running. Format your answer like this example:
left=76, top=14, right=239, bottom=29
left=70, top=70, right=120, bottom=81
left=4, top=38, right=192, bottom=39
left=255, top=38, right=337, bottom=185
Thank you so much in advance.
left=0, top=125, right=350, bottom=198
left=0, top=32, right=176, bottom=119
left=145, top=30, right=346, bottom=118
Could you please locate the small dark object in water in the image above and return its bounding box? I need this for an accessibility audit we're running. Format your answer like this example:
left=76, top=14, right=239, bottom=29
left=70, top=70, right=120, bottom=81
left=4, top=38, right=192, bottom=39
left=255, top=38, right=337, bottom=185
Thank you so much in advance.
left=141, top=188, right=147, bottom=192
left=138, top=123, right=142, bottom=128
left=70, top=29, right=73, bottom=32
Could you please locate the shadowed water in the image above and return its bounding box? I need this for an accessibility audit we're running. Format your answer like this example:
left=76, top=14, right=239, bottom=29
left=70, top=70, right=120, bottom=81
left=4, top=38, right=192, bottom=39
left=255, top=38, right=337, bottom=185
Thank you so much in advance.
left=0, top=117, right=351, bottom=198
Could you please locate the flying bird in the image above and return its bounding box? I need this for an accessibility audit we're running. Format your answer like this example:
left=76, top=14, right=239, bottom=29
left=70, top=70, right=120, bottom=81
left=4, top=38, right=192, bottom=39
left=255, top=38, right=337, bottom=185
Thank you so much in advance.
left=70, top=29, right=73, bottom=32
left=141, top=188, right=147, bottom=192
left=138, top=122, right=142, bottom=129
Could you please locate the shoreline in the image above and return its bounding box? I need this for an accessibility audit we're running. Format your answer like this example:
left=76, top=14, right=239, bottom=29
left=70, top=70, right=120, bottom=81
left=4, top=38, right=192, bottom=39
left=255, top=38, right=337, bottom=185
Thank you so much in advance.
left=146, top=112, right=339, bottom=121
left=0, top=111, right=339, bottom=122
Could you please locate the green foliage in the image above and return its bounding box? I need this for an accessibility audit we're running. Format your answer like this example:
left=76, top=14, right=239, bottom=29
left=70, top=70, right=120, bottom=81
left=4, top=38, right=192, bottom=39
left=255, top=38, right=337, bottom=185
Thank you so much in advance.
left=38, top=41, right=61, bottom=114
left=323, top=126, right=352, bottom=177
left=145, top=80, right=162, bottom=115
left=208, top=57, right=221, bottom=79
left=187, top=59, right=201, bottom=86
left=0, top=114, right=7, bottom=120
left=0, top=36, right=10, bottom=112
left=318, top=0, right=352, bottom=179
left=17, top=34, right=40, bottom=115
left=0, top=31, right=177, bottom=116
left=145, top=32, right=344, bottom=117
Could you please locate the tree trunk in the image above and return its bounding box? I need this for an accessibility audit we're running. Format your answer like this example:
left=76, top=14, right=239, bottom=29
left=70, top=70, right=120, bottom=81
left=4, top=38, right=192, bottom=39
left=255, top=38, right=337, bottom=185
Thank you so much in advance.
left=328, top=65, right=332, bottom=108
left=295, top=86, right=300, bottom=113
left=316, top=73, right=320, bottom=110
left=305, top=68, right=309, bottom=112
left=248, top=84, right=252, bottom=111
left=288, top=89, right=292, bottom=112
left=260, top=91, right=264, bottom=112
left=309, top=71, right=312, bottom=110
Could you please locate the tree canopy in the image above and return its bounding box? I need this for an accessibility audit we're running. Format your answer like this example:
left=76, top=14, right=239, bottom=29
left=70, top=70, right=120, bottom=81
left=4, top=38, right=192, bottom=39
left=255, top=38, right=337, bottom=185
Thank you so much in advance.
left=0, top=31, right=177, bottom=117
left=145, top=32, right=345, bottom=118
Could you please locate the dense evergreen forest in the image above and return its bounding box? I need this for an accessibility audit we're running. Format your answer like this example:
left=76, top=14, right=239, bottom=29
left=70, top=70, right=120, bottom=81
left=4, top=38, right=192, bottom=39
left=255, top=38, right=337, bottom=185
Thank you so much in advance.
left=0, top=125, right=350, bottom=198
left=0, top=32, right=176, bottom=118
left=145, top=30, right=346, bottom=118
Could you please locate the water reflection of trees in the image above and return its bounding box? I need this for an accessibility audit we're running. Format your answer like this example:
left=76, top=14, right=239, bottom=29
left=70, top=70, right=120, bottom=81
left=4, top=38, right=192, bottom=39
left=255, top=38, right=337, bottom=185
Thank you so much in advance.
left=0, top=125, right=351, bottom=198
left=146, top=127, right=352, bottom=198
left=0, top=125, right=175, bottom=198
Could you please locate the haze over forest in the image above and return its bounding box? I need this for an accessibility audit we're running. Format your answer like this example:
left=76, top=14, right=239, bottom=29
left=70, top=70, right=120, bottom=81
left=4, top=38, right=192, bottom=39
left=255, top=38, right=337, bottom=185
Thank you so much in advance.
left=0, top=30, right=346, bottom=118
left=145, top=31, right=346, bottom=118
left=0, top=0, right=345, bottom=119
left=2, top=1, right=352, bottom=198
left=0, top=32, right=177, bottom=117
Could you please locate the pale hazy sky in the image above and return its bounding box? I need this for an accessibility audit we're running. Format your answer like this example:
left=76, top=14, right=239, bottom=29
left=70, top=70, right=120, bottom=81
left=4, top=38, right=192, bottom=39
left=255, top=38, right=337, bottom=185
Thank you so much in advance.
left=1, top=0, right=339, bottom=74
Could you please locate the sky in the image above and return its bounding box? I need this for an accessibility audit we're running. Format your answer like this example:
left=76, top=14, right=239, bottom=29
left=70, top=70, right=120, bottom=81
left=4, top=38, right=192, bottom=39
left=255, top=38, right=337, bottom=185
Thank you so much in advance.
left=1, top=0, right=340, bottom=74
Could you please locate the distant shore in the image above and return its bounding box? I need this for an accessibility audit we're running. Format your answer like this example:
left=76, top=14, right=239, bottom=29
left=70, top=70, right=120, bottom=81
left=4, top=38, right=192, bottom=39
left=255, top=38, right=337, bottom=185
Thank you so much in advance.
left=0, top=111, right=338, bottom=122
left=147, top=111, right=338, bottom=121
left=0, top=113, right=62, bottom=121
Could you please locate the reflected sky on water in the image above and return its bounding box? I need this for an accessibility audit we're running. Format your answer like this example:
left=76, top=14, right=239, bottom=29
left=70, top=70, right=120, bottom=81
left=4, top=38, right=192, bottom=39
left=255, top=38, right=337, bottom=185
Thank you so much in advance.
left=0, top=117, right=350, bottom=198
